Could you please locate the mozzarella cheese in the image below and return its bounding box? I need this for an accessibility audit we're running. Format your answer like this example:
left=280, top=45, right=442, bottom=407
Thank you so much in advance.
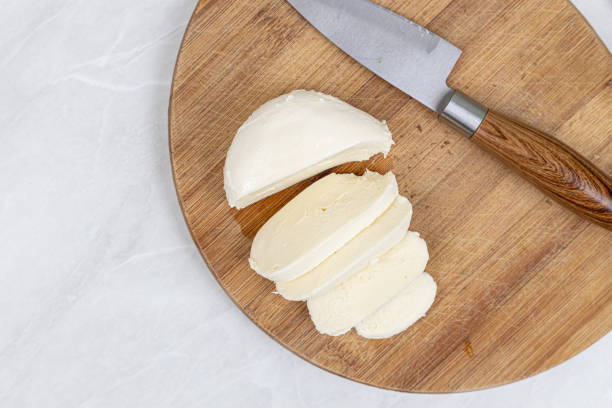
left=275, top=196, right=412, bottom=300
left=356, top=273, right=436, bottom=339
left=224, top=90, right=393, bottom=209
left=307, top=232, right=429, bottom=336
left=249, top=171, right=398, bottom=282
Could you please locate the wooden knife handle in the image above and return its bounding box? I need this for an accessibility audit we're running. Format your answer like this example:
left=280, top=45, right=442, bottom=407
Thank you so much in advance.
left=471, top=110, right=612, bottom=230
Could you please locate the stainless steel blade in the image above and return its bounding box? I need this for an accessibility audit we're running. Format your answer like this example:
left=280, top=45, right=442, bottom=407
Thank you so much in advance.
left=287, top=0, right=462, bottom=112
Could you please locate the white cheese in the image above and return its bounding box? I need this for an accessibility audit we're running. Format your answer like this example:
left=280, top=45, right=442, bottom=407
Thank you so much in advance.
left=249, top=171, right=398, bottom=282
left=275, top=196, right=412, bottom=300
left=224, top=90, right=393, bottom=208
left=356, top=273, right=437, bottom=339
left=307, top=232, right=428, bottom=336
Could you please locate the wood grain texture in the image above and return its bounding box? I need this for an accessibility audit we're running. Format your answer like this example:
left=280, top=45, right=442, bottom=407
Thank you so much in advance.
left=169, top=0, right=612, bottom=392
left=472, top=110, right=612, bottom=229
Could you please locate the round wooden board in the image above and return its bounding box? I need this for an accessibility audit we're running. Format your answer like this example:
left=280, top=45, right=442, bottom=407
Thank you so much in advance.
left=169, top=0, right=612, bottom=392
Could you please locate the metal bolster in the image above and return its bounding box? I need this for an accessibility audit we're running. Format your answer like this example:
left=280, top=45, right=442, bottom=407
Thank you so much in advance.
left=440, top=91, right=488, bottom=137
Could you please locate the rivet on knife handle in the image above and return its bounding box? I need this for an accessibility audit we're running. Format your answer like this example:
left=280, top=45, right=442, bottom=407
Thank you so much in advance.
left=441, top=91, right=612, bottom=230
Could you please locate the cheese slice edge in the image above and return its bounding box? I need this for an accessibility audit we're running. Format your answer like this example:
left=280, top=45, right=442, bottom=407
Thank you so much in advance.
left=307, top=231, right=429, bottom=336
left=250, top=171, right=398, bottom=282
left=356, top=272, right=437, bottom=339
left=276, top=195, right=412, bottom=300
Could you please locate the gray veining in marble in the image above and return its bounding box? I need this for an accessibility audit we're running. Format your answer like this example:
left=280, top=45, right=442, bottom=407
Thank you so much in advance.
left=0, top=1, right=610, bottom=407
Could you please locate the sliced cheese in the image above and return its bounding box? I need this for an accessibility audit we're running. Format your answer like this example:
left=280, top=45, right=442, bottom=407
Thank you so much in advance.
left=249, top=171, right=398, bottom=282
left=356, top=273, right=437, bottom=339
left=224, top=90, right=393, bottom=208
left=307, top=232, right=429, bottom=336
left=276, top=196, right=412, bottom=300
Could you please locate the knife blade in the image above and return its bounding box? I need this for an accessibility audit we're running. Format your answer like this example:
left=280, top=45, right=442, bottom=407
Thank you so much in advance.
left=286, top=0, right=612, bottom=230
left=287, top=0, right=460, bottom=112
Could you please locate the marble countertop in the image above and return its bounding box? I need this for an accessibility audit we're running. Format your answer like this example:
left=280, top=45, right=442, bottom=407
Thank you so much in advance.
left=1, top=1, right=610, bottom=407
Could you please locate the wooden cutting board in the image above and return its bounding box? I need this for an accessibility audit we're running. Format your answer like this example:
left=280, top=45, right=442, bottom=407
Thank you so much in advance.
left=169, top=0, right=612, bottom=392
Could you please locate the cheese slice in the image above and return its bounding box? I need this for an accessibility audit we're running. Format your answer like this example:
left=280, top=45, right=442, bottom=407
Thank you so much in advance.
left=356, top=273, right=437, bottom=339
left=307, top=232, right=428, bottom=336
left=276, top=196, right=412, bottom=300
left=224, top=90, right=393, bottom=209
left=249, top=171, right=398, bottom=282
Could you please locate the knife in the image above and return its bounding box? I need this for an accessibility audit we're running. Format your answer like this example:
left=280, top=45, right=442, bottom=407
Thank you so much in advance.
left=287, top=0, right=612, bottom=230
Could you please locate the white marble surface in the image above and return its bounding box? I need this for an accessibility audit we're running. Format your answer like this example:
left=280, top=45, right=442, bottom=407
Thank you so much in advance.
left=1, top=1, right=610, bottom=407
